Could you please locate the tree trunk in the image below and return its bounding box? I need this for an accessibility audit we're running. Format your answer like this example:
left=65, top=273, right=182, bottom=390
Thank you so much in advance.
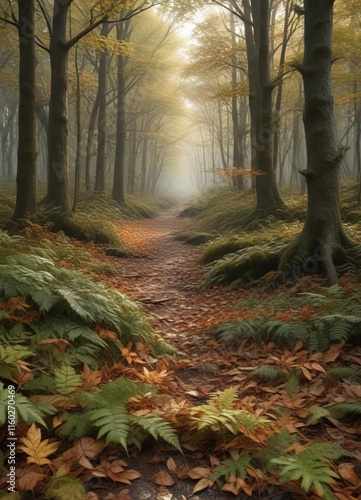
left=112, top=20, right=129, bottom=204
left=85, top=93, right=100, bottom=192
left=281, top=0, right=356, bottom=286
left=45, top=0, right=71, bottom=215
left=12, top=0, right=37, bottom=221
left=254, top=0, right=286, bottom=216
left=230, top=12, right=244, bottom=191
left=72, top=45, right=82, bottom=212
left=94, top=22, right=111, bottom=193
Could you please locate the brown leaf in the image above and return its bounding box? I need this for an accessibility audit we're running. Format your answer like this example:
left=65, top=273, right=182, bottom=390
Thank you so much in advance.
left=154, top=470, right=175, bottom=486
left=17, top=465, right=44, bottom=490
left=187, top=467, right=211, bottom=479
left=337, top=463, right=360, bottom=486
left=192, top=478, right=211, bottom=494
left=167, top=457, right=177, bottom=472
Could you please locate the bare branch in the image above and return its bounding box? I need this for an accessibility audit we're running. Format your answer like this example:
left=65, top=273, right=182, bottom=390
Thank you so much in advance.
left=36, top=0, right=52, bottom=36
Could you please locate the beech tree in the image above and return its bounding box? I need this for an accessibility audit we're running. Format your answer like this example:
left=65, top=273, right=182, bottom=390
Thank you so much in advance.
left=280, top=0, right=359, bottom=285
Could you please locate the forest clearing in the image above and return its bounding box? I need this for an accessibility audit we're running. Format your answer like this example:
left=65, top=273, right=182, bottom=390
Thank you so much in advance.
left=1, top=0, right=361, bottom=498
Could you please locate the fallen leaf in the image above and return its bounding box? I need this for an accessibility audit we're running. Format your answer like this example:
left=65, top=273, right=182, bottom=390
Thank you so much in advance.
left=167, top=457, right=177, bottom=472
left=192, top=478, right=211, bottom=494
left=154, top=470, right=175, bottom=486
left=337, top=463, right=360, bottom=486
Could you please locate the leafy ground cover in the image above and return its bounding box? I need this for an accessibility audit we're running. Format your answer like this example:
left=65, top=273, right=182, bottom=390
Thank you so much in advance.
left=0, top=196, right=360, bottom=499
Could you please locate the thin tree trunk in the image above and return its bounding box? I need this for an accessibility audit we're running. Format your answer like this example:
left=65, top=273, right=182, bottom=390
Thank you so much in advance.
left=13, top=0, right=37, bottom=221
left=254, top=0, right=285, bottom=215
left=72, top=45, right=82, bottom=212
left=45, top=0, right=71, bottom=215
left=85, top=93, right=100, bottom=192
left=94, top=22, right=111, bottom=193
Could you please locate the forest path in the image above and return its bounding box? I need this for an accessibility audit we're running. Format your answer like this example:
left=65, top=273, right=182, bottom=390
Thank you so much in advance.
left=111, top=206, right=241, bottom=356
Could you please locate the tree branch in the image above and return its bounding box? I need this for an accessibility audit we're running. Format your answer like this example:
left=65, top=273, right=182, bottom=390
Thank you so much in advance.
left=36, top=0, right=52, bottom=36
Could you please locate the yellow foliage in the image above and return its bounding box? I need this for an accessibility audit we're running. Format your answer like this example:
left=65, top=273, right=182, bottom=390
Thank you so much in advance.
left=18, top=423, right=60, bottom=466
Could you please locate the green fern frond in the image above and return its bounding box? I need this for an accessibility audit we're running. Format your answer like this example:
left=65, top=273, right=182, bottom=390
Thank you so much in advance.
left=22, top=373, right=56, bottom=393
left=53, top=364, right=82, bottom=395
left=326, top=367, right=361, bottom=382
left=0, top=344, right=34, bottom=379
left=308, top=329, right=331, bottom=353
left=271, top=443, right=342, bottom=496
left=250, top=365, right=286, bottom=384
left=307, top=405, right=332, bottom=425
left=0, top=383, right=46, bottom=426
left=285, top=371, right=300, bottom=395
left=262, top=429, right=298, bottom=468
left=259, top=320, right=309, bottom=347
left=215, top=318, right=262, bottom=343
left=210, top=454, right=251, bottom=482
left=92, top=377, right=156, bottom=407
left=326, top=402, right=361, bottom=420
left=58, top=411, right=93, bottom=439
left=87, top=403, right=130, bottom=449
left=132, top=414, right=182, bottom=452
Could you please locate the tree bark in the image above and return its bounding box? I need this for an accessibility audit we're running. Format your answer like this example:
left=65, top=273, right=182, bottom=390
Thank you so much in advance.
left=112, top=18, right=131, bottom=204
left=281, top=0, right=356, bottom=285
left=230, top=12, right=244, bottom=191
left=45, top=0, right=71, bottom=215
left=12, top=0, right=37, bottom=221
left=94, top=22, right=111, bottom=193
left=254, top=0, right=286, bottom=216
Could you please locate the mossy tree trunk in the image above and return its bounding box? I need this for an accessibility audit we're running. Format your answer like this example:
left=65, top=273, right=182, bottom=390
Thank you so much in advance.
left=281, top=0, right=356, bottom=286
left=12, top=0, right=37, bottom=222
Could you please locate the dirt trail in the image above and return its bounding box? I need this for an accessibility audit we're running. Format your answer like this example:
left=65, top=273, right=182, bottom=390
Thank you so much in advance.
left=112, top=207, right=241, bottom=354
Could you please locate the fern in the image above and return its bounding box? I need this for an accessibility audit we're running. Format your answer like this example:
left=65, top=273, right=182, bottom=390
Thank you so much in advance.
left=58, top=411, right=93, bottom=440
left=271, top=442, right=344, bottom=496
left=87, top=403, right=130, bottom=449
left=0, top=383, right=46, bottom=426
left=0, top=344, right=34, bottom=379
left=326, top=402, right=361, bottom=420
left=132, top=414, right=182, bottom=452
left=250, top=365, right=286, bottom=384
left=259, top=320, right=309, bottom=347
left=190, top=387, right=271, bottom=435
left=308, top=328, right=331, bottom=353
left=210, top=454, right=251, bottom=482
left=215, top=318, right=262, bottom=343
left=261, top=429, right=298, bottom=468
left=326, top=367, right=361, bottom=382
left=208, top=386, right=239, bottom=409
left=53, top=364, right=82, bottom=395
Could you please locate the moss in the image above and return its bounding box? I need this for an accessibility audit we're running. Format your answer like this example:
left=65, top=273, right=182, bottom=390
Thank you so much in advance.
left=51, top=215, right=121, bottom=246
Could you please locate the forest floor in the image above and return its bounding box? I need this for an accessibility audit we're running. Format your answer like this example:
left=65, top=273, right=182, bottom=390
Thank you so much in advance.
left=84, top=206, right=361, bottom=500
left=92, top=207, right=247, bottom=499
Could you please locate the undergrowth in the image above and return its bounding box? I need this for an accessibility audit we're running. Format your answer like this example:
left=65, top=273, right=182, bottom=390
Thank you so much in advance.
left=214, top=285, right=361, bottom=351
